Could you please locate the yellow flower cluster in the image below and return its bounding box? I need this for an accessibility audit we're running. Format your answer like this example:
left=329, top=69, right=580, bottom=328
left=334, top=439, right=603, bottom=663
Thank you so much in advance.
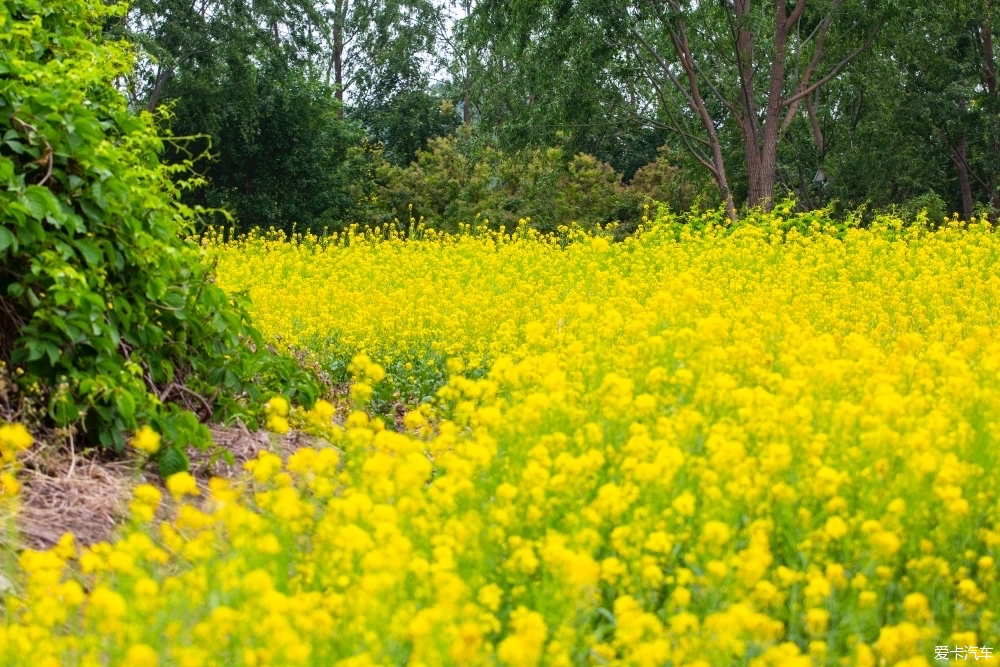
left=5, top=212, right=1000, bottom=665
left=0, top=422, right=32, bottom=498
left=266, top=396, right=292, bottom=435
left=0, top=423, right=32, bottom=463
left=131, top=425, right=161, bottom=455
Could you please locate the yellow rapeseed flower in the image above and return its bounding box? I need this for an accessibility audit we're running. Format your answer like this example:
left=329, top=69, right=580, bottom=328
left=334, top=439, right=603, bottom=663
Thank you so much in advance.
left=130, top=426, right=161, bottom=454
left=0, top=423, right=32, bottom=452
left=165, top=472, right=199, bottom=499
left=6, top=212, right=1000, bottom=665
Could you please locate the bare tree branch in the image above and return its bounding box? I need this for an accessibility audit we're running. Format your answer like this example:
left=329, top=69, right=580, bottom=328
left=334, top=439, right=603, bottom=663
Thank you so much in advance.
left=692, top=54, right=744, bottom=123
left=780, top=1, right=841, bottom=133
left=781, top=27, right=880, bottom=109
left=628, top=26, right=698, bottom=112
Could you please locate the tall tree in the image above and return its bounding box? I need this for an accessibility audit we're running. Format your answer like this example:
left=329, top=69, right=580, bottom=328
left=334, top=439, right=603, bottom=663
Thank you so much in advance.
left=111, top=0, right=321, bottom=114
left=183, top=63, right=371, bottom=232
left=811, top=1, right=1000, bottom=219
left=112, top=0, right=453, bottom=230
left=469, top=0, right=884, bottom=218
left=317, top=0, right=440, bottom=110
left=438, top=0, right=481, bottom=126
left=620, top=0, right=884, bottom=217
left=978, top=0, right=1000, bottom=212
left=438, top=1, right=657, bottom=183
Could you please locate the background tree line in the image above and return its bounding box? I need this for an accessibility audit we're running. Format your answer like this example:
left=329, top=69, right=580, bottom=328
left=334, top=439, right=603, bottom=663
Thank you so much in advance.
left=110, top=0, right=1000, bottom=232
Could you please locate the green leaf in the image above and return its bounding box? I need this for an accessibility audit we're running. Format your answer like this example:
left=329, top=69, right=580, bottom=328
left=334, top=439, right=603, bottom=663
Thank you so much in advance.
left=74, top=238, right=102, bottom=266
left=0, top=158, right=14, bottom=183
left=157, top=446, right=189, bottom=477
left=146, top=277, right=166, bottom=300
left=20, top=185, right=60, bottom=221
left=0, top=227, right=15, bottom=253
left=114, top=390, right=136, bottom=420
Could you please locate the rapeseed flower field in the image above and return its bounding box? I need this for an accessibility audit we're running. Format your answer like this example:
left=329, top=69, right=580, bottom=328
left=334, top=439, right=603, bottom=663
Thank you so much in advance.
left=3, top=209, right=1000, bottom=665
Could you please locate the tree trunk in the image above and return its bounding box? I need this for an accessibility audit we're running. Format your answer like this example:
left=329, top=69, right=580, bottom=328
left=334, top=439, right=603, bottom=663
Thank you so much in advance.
left=746, top=156, right=777, bottom=209
left=984, top=9, right=996, bottom=96
left=334, top=28, right=343, bottom=100
left=711, top=141, right=737, bottom=221
left=333, top=19, right=344, bottom=118
left=955, top=133, right=975, bottom=220
left=633, top=0, right=865, bottom=218
left=982, top=6, right=999, bottom=213
left=668, top=14, right=737, bottom=220
left=762, top=1, right=798, bottom=210
left=147, top=65, right=174, bottom=113
left=747, top=116, right=781, bottom=211
left=735, top=0, right=795, bottom=211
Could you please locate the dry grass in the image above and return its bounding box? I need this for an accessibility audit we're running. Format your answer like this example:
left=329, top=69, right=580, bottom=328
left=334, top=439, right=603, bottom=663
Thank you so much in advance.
left=17, top=456, right=134, bottom=549
left=8, top=422, right=317, bottom=551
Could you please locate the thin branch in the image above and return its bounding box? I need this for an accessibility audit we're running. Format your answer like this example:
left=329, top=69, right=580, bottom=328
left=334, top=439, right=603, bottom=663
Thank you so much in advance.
left=692, top=55, right=743, bottom=122
left=781, top=27, right=879, bottom=109
left=161, top=383, right=215, bottom=420
left=649, top=81, right=714, bottom=151
left=628, top=26, right=698, bottom=112
left=780, top=2, right=841, bottom=133
left=729, top=0, right=761, bottom=146
left=805, top=88, right=825, bottom=155
left=629, top=53, right=712, bottom=146
left=648, top=116, right=717, bottom=173
left=943, top=136, right=991, bottom=191
left=624, top=49, right=717, bottom=169
left=35, top=143, right=53, bottom=186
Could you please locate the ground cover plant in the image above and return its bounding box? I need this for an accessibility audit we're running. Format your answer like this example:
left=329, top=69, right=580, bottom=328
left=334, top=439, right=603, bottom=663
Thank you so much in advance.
left=4, top=208, right=1000, bottom=665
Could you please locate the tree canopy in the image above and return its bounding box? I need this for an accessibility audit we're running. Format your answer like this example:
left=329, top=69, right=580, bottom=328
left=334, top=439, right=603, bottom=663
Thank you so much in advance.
left=104, top=0, right=1000, bottom=228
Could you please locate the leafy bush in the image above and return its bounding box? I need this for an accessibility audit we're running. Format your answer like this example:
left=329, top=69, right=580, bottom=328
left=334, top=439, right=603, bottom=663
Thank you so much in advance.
left=362, top=132, right=712, bottom=234
left=350, top=90, right=461, bottom=167
left=0, top=0, right=320, bottom=473
left=628, top=145, right=719, bottom=214
left=898, top=191, right=949, bottom=225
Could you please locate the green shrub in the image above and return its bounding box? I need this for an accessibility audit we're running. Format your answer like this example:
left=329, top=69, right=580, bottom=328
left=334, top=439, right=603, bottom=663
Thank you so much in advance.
left=628, top=145, right=719, bottom=214
left=363, top=132, right=716, bottom=234
left=898, top=191, right=949, bottom=225
left=0, top=0, right=320, bottom=473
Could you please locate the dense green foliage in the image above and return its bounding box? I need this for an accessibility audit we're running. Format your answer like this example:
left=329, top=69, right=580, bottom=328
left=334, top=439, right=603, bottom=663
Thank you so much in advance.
left=350, top=90, right=461, bottom=167
left=110, top=0, right=370, bottom=233
left=822, top=3, right=1000, bottom=217
left=179, top=64, right=370, bottom=232
left=363, top=134, right=715, bottom=234
left=111, top=0, right=450, bottom=232
left=460, top=0, right=1000, bottom=219
left=104, top=0, right=1000, bottom=230
left=0, top=0, right=320, bottom=471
